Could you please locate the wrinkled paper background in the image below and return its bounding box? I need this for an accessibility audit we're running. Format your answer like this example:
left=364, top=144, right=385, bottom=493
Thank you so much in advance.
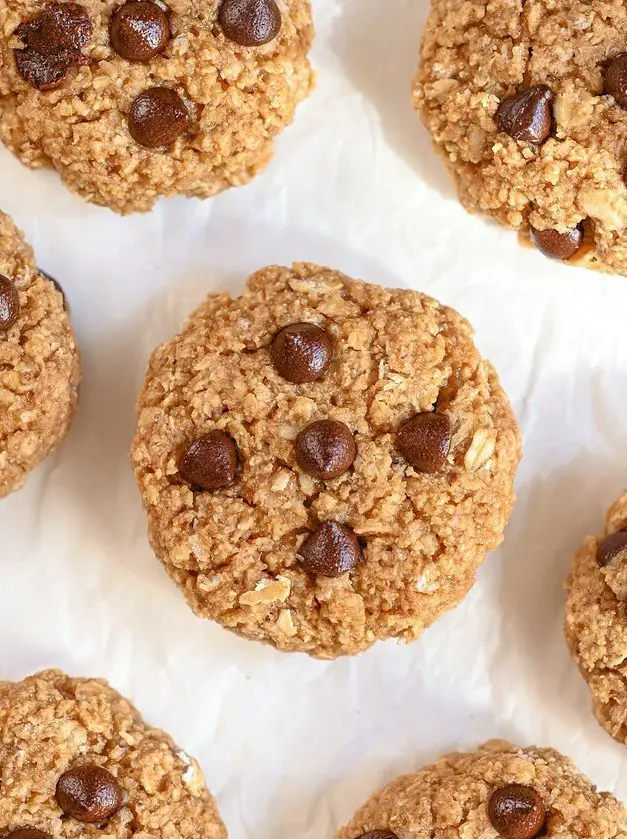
left=3, top=1, right=627, bottom=836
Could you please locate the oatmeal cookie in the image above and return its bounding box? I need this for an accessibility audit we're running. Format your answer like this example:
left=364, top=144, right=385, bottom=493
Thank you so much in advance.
left=0, top=0, right=314, bottom=213
left=565, top=489, right=627, bottom=744
left=336, top=740, right=627, bottom=839
left=131, top=263, right=521, bottom=658
left=0, top=670, right=227, bottom=839
left=413, top=0, right=627, bottom=274
left=0, top=210, right=79, bottom=499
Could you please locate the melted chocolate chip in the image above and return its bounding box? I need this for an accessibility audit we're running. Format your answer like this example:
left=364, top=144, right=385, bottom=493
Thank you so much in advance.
left=397, top=412, right=452, bottom=474
left=270, top=322, right=333, bottom=383
left=295, top=420, right=356, bottom=480
left=56, top=765, right=123, bottom=823
left=179, top=431, right=238, bottom=490
left=605, top=54, right=627, bottom=109
left=298, top=521, right=362, bottom=577
left=128, top=87, right=189, bottom=147
left=530, top=224, right=583, bottom=260
left=497, top=85, right=554, bottom=144
left=14, top=47, right=70, bottom=88
left=110, top=1, right=170, bottom=62
left=218, top=0, right=281, bottom=47
left=597, top=531, right=627, bottom=568
left=0, top=275, right=20, bottom=331
left=16, top=2, right=92, bottom=53
left=488, top=785, right=546, bottom=839
left=14, top=3, right=92, bottom=90
left=7, top=830, right=51, bottom=839
left=356, top=833, right=399, bottom=839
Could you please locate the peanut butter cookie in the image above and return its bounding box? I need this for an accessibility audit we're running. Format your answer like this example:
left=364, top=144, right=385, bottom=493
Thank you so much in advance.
left=0, top=670, right=227, bottom=839
left=565, top=489, right=627, bottom=744
left=0, top=0, right=314, bottom=213
left=132, top=263, right=521, bottom=658
left=0, top=210, right=79, bottom=498
left=414, top=0, right=627, bottom=274
left=336, top=740, right=627, bottom=839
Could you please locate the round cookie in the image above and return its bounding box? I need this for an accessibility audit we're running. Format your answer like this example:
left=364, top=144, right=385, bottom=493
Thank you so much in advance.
left=565, top=489, right=627, bottom=744
left=336, top=740, right=627, bottom=839
left=0, top=670, right=227, bottom=839
left=132, top=262, right=521, bottom=658
left=413, top=0, right=627, bottom=275
left=0, top=210, right=79, bottom=498
left=0, top=0, right=313, bottom=213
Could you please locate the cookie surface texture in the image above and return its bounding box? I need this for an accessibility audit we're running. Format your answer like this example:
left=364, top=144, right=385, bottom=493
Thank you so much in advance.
left=0, top=0, right=314, bottom=212
left=0, top=210, right=79, bottom=498
left=335, top=740, right=627, bottom=839
left=0, top=670, right=227, bottom=839
left=132, top=263, right=521, bottom=658
left=413, top=0, right=627, bottom=274
left=565, top=489, right=627, bottom=744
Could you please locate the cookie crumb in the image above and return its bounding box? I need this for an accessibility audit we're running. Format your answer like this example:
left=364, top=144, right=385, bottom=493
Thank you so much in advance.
left=276, top=609, right=297, bottom=636
left=239, top=575, right=291, bottom=606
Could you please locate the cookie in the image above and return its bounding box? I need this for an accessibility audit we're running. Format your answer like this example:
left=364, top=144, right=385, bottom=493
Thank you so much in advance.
left=413, top=0, right=627, bottom=275
left=0, top=0, right=314, bottom=213
left=131, top=263, right=521, bottom=658
left=0, top=211, right=79, bottom=498
left=565, top=489, right=627, bottom=744
left=336, top=740, right=627, bottom=839
left=0, top=670, right=227, bottom=839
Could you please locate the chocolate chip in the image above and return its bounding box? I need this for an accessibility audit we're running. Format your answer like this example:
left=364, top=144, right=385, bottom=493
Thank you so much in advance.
left=497, top=85, right=553, bottom=144
left=128, top=87, right=189, bottom=147
left=110, top=1, right=170, bottom=62
left=14, top=3, right=92, bottom=90
left=488, top=785, right=546, bottom=839
left=218, top=0, right=281, bottom=47
left=0, top=276, right=20, bottom=331
left=597, top=531, right=627, bottom=568
left=295, top=420, right=356, bottom=480
left=16, top=3, right=92, bottom=53
left=397, top=412, right=452, bottom=474
left=179, top=430, right=238, bottom=490
left=56, top=765, right=123, bottom=823
left=270, top=323, right=332, bottom=384
left=7, top=830, right=51, bottom=839
left=530, top=224, right=583, bottom=260
left=605, top=54, right=627, bottom=109
left=356, top=833, right=399, bottom=839
left=14, top=47, right=69, bottom=89
left=298, top=521, right=362, bottom=577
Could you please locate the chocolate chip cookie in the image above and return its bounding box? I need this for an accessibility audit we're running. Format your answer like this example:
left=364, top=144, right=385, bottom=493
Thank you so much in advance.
left=0, top=670, right=226, bottom=839
left=131, top=263, right=521, bottom=658
left=336, top=740, right=627, bottom=839
left=413, top=0, right=627, bottom=274
left=0, top=0, right=313, bottom=213
left=0, top=210, right=79, bottom=498
left=565, top=489, right=627, bottom=744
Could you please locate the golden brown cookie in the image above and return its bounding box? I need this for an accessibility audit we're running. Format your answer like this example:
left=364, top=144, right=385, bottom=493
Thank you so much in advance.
left=0, top=0, right=314, bottom=213
left=0, top=211, right=79, bottom=499
left=565, top=489, right=627, bottom=744
left=132, top=263, right=521, bottom=658
left=336, top=740, right=627, bottom=839
left=0, top=670, right=227, bottom=839
left=413, top=0, right=627, bottom=274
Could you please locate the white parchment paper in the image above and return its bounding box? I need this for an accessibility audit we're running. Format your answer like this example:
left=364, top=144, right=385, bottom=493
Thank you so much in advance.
left=3, top=1, right=627, bottom=836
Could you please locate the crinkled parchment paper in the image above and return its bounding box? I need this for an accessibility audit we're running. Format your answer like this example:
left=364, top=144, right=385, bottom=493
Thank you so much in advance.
left=3, top=2, right=627, bottom=837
